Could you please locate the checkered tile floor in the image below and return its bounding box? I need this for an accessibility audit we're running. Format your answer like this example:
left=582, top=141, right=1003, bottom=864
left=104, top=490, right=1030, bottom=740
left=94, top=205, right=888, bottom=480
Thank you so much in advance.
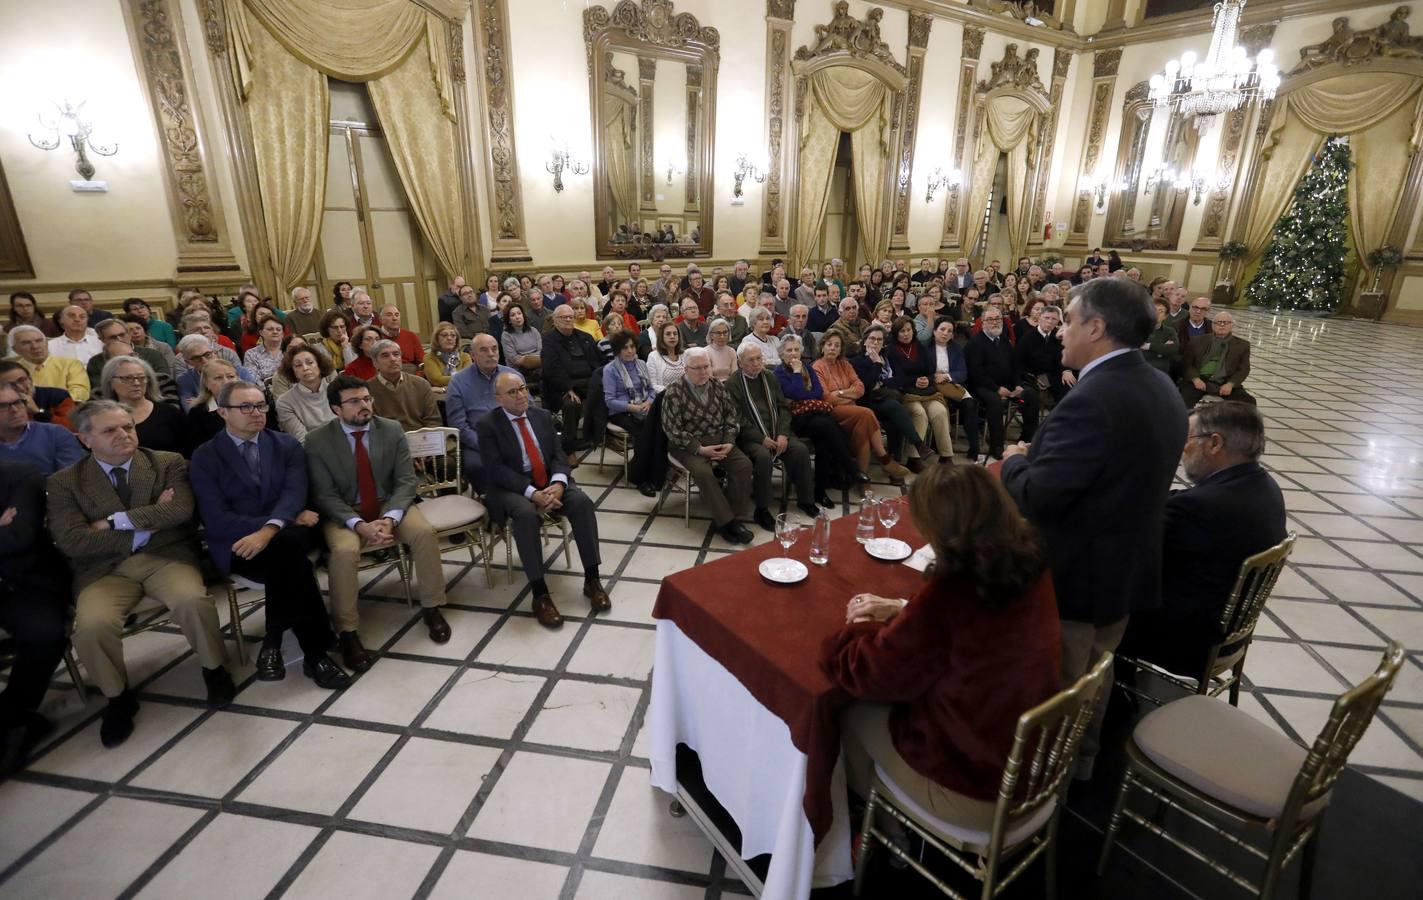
left=1, top=308, right=1420, bottom=898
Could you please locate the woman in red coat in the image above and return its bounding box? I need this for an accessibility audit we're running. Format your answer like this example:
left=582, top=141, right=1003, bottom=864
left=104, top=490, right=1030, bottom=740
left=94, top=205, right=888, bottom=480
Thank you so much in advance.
left=820, top=464, right=1061, bottom=828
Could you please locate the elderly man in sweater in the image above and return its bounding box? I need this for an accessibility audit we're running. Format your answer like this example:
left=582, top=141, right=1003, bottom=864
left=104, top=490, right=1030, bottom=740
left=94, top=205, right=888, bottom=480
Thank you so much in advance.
left=728, top=343, right=819, bottom=528
left=367, top=340, right=441, bottom=431
left=661, top=348, right=755, bottom=545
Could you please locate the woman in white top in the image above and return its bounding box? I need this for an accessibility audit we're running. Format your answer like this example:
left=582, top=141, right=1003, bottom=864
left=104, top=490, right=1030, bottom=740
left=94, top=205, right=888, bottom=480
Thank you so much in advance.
left=740, top=307, right=782, bottom=366
left=646, top=321, right=686, bottom=392
left=705, top=318, right=737, bottom=382
left=274, top=344, right=336, bottom=443
left=243, top=317, right=286, bottom=382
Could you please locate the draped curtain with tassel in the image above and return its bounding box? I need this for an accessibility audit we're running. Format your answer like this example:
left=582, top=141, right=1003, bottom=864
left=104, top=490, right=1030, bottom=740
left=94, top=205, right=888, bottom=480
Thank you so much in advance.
left=1242, top=73, right=1423, bottom=277
left=222, top=0, right=466, bottom=291
left=792, top=67, right=893, bottom=268
left=962, top=95, right=1038, bottom=262
left=602, top=88, right=639, bottom=231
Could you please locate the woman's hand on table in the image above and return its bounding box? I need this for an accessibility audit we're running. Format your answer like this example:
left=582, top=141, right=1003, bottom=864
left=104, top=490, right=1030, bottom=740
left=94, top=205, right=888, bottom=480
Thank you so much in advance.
left=847, top=593, right=906, bottom=624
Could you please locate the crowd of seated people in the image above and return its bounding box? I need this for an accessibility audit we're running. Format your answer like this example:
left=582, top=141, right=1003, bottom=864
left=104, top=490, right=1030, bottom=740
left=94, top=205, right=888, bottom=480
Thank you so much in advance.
left=0, top=256, right=1267, bottom=768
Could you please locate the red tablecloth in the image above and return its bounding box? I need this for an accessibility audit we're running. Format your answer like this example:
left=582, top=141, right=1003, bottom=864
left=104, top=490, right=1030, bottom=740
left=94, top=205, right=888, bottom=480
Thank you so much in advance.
left=652, top=511, right=925, bottom=842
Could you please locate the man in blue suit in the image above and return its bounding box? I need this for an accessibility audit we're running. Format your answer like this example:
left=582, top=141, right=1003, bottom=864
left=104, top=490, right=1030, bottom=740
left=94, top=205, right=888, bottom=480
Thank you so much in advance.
left=1001, top=277, right=1187, bottom=780
left=189, top=381, right=350, bottom=689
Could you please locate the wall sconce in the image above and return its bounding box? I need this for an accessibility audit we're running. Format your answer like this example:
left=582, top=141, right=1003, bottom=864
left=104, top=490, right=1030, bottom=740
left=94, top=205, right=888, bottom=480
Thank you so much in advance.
left=545, top=144, right=588, bottom=193
left=732, top=152, right=766, bottom=201
left=1080, top=174, right=1108, bottom=211
left=924, top=167, right=962, bottom=203
left=663, top=155, right=684, bottom=185
left=28, top=100, right=117, bottom=183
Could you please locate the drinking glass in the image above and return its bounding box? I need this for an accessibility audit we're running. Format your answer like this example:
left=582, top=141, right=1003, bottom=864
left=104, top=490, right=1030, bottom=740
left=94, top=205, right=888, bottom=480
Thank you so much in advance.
left=775, top=513, right=803, bottom=555
left=856, top=492, right=877, bottom=544
left=877, top=495, right=901, bottom=535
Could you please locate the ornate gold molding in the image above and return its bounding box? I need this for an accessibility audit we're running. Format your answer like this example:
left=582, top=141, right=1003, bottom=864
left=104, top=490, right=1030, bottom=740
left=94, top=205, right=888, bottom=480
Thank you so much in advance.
left=637, top=56, right=657, bottom=210
left=127, top=0, right=242, bottom=277
left=474, top=0, right=531, bottom=261
left=583, top=0, right=720, bottom=72
left=686, top=65, right=702, bottom=210
left=1291, top=5, right=1423, bottom=72
left=449, top=17, right=465, bottom=82
left=1029, top=47, right=1072, bottom=250
left=978, top=43, right=1048, bottom=97
left=794, top=1, right=908, bottom=78
left=760, top=10, right=793, bottom=253
left=1093, top=47, right=1122, bottom=78
left=891, top=13, right=932, bottom=249
left=962, top=23, right=985, bottom=61
left=1199, top=23, right=1275, bottom=246
left=940, top=25, right=985, bottom=253
left=1067, top=73, right=1115, bottom=245
left=767, top=0, right=796, bottom=17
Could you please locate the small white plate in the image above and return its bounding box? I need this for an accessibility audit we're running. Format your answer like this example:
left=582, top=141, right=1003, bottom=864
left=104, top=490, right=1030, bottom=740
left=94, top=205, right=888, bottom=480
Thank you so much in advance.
left=759, top=558, right=809, bottom=584
left=864, top=538, right=912, bottom=561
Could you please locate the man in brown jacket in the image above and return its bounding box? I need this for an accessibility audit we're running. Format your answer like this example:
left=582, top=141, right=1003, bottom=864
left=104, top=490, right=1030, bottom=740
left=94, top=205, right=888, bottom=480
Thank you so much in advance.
left=47, top=400, right=232, bottom=749
left=1178, top=311, right=1255, bottom=407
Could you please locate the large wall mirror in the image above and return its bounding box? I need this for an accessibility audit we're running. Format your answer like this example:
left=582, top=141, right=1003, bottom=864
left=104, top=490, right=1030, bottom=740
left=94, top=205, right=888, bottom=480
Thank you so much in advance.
left=584, top=0, right=719, bottom=260
left=1103, top=82, right=1201, bottom=251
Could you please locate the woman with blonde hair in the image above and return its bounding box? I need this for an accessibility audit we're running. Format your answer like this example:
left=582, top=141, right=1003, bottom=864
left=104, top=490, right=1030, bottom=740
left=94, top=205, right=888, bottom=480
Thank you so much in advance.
left=705, top=317, right=737, bottom=381
left=422, top=322, right=471, bottom=387
left=570, top=296, right=603, bottom=341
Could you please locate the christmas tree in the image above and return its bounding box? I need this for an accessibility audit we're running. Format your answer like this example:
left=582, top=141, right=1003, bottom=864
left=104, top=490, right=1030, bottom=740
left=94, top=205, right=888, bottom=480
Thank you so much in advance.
left=1244, top=135, right=1352, bottom=313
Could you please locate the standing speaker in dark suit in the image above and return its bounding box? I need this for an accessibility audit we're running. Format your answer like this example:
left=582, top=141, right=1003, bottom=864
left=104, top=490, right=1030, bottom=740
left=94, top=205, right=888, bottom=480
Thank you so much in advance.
left=189, top=381, right=348, bottom=688
left=476, top=371, right=610, bottom=630
left=1120, top=402, right=1286, bottom=674
left=1000, top=277, right=1187, bottom=777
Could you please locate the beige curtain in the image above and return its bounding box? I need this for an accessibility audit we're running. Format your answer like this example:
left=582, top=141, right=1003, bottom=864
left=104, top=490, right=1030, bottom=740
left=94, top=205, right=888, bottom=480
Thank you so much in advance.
left=603, top=90, right=639, bottom=229
left=368, top=33, right=468, bottom=279
left=245, top=18, right=328, bottom=293
left=1244, top=74, right=1423, bottom=268
left=791, top=101, right=843, bottom=269
left=963, top=95, right=1039, bottom=261
left=793, top=67, right=893, bottom=267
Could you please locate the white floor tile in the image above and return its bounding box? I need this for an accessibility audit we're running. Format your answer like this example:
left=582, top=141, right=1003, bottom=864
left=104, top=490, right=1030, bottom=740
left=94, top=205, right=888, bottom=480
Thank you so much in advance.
left=28, top=700, right=203, bottom=784
left=135, top=813, right=317, bottom=900
left=624, top=546, right=703, bottom=581
left=236, top=723, right=396, bottom=814
left=3, top=797, right=203, bottom=898
left=476, top=614, right=577, bottom=670
left=1243, top=642, right=1348, bottom=693
left=1298, top=568, right=1419, bottom=608
left=574, top=870, right=706, bottom=900
left=283, top=830, right=440, bottom=899
left=1268, top=600, right=1386, bottom=646
left=423, top=669, right=547, bottom=739
left=0, top=782, right=94, bottom=872
left=387, top=609, right=502, bottom=660
left=591, top=767, right=714, bottom=874
left=1334, top=540, right=1423, bottom=573
left=428, top=851, right=568, bottom=900
left=565, top=624, right=656, bottom=681
left=350, top=736, right=501, bottom=833
left=525, top=679, right=642, bottom=752
left=467, top=751, right=610, bottom=852
left=323, top=657, right=453, bottom=726
left=1352, top=606, right=1423, bottom=651
left=130, top=711, right=296, bottom=798
left=601, top=579, right=660, bottom=624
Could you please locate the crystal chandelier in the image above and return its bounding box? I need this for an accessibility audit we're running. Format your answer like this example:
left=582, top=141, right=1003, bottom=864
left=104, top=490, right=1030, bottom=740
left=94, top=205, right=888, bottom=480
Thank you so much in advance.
left=1148, top=0, right=1280, bottom=125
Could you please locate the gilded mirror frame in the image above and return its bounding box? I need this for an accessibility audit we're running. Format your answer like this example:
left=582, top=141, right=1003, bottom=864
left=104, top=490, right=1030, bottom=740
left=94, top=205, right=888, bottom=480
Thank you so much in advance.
left=1103, top=81, right=1201, bottom=251
left=583, top=0, right=719, bottom=260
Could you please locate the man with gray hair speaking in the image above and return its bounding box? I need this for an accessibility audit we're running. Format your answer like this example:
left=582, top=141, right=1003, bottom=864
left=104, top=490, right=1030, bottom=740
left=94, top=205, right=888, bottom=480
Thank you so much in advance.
left=1000, top=277, right=1186, bottom=780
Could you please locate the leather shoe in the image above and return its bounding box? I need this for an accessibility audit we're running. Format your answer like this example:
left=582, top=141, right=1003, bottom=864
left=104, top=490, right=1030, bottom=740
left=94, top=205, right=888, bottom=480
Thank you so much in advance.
left=255, top=645, right=286, bottom=681
left=905, top=457, right=924, bottom=474
left=566, top=452, right=581, bottom=469
left=797, top=502, right=821, bottom=520
left=100, top=694, right=136, bottom=749
left=816, top=493, right=836, bottom=509
left=718, top=522, right=753, bottom=545
left=203, top=666, right=237, bottom=708
left=638, top=483, right=658, bottom=497
left=303, top=655, right=353, bottom=690
left=753, top=507, right=776, bottom=532
left=423, top=608, right=452, bottom=644
left=339, top=631, right=374, bottom=673
left=531, top=590, right=563, bottom=629
left=584, top=578, right=612, bottom=614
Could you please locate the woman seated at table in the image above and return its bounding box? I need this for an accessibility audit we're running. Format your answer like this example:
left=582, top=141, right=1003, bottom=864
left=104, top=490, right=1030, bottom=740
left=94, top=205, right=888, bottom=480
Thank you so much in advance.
left=775, top=335, right=860, bottom=500
left=849, top=325, right=934, bottom=475
left=740, top=307, right=782, bottom=366
left=422, top=322, right=471, bottom=388
left=343, top=324, right=380, bottom=380
left=810, top=331, right=908, bottom=483
left=637, top=304, right=671, bottom=360
left=886, top=317, right=954, bottom=465
left=821, top=464, right=1060, bottom=831
left=705, top=318, right=737, bottom=382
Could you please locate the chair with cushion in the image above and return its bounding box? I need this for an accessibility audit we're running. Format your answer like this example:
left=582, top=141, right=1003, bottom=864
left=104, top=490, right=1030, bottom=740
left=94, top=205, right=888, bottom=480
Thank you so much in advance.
left=1118, top=533, right=1295, bottom=707
left=405, top=426, right=494, bottom=587
left=852, top=652, right=1114, bottom=899
left=1098, top=642, right=1404, bottom=900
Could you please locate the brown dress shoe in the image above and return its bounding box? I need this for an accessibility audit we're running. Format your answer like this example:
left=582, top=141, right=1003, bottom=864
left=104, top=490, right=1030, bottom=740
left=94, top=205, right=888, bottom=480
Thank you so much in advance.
left=422, top=608, right=452, bottom=644
left=531, top=590, right=564, bottom=629
left=338, top=631, right=374, bottom=673
left=584, top=578, right=612, bottom=614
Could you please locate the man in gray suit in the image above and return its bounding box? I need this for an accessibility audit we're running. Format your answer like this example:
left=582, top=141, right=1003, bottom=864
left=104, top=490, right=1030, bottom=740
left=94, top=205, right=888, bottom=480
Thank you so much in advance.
left=305, top=375, right=451, bottom=672
left=47, top=400, right=232, bottom=749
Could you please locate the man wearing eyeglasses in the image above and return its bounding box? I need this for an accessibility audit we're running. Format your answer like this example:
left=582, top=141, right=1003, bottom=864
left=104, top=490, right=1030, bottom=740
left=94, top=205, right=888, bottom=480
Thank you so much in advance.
left=8, top=325, right=90, bottom=402
left=1176, top=296, right=1212, bottom=346
left=0, top=360, right=75, bottom=431
left=175, top=335, right=257, bottom=409
left=305, top=375, right=452, bottom=671
left=48, top=400, right=234, bottom=748
left=0, top=383, right=83, bottom=476
left=190, top=381, right=350, bottom=689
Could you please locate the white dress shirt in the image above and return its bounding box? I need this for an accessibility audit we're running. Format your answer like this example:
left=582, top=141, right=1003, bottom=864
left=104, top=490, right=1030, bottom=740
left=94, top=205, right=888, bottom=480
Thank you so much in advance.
left=339, top=420, right=405, bottom=531
left=501, top=409, right=569, bottom=499
left=49, top=330, right=105, bottom=365
left=97, top=457, right=152, bottom=551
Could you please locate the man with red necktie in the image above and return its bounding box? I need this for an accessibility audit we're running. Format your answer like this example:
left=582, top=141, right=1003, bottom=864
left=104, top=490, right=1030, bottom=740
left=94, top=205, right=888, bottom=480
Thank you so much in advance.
left=477, top=372, right=610, bottom=629
left=305, top=375, right=452, bottom=672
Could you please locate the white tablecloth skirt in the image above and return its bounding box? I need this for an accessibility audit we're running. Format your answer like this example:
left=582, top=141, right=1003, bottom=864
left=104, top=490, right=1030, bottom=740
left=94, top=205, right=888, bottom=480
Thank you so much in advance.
left=649, top=619, right=854, bottom=899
